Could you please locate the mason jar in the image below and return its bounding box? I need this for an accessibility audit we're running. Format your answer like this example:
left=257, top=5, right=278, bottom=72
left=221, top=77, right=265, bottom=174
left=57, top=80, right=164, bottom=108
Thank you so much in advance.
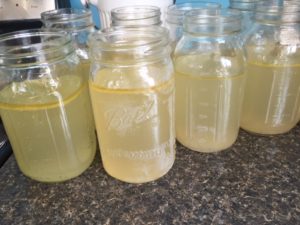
left=111, top=5, right=162, bottom=27
left=241, top=4, right=300, bottom=135
left=166, top=2, right=221, bottom=49
left=174, top=9, right=245, bottom=153
left=87, top=0, right=173, bottom=29
left=41, top=8, right=95, bottom=79
left=0, top=30, right=96, bottom=182
left=88, top=27, right=175, bottom=183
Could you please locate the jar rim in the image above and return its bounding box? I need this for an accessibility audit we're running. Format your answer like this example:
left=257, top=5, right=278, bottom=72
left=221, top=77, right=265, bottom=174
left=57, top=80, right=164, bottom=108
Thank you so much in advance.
left=184, top=8, right=242, bottom=34
left=89, top=26, right=169, bottom=52
left=41, top=8, right=94, bottom=33
left=111, top=5, right=161, bottom=20
left=166, top=2, right=221, bottom=24
left=230, top=0, right=260, bottom=3
left=41, top=8, right=92, bottom=22
left=88, top=26, right=171, bottom=65
left=254, top=4, right=300, bottom=24
left=0, top=29, right=74, bottom=68
left=229, top=0, right=260, bottom=11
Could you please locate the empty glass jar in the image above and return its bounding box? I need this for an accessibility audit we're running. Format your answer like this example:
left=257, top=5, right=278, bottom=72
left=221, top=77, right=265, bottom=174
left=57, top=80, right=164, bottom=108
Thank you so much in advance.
left=174, top=9, right=245, bottom=152
left=241, top=4, right=300, bottom=135
left=88, top=27, right=175, bottom=183
left=111, top=5, right=162, bottom=27
left=0, top=30, right=96, bottom=182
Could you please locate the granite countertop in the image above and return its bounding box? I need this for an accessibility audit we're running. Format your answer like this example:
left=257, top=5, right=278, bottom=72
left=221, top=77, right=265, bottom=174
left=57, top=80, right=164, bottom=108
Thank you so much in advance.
left=0, top=125, right=299, bottom=225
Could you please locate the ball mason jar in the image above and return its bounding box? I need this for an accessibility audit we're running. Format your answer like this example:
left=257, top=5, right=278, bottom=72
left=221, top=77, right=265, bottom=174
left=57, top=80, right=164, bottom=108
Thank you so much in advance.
left=111, top=5, right=162, bottom=27
left=166, top=2, right=221, bottom=50
left=88, top=27, right=175, bottom=183
left=0, top=30, right=97, bottom=182
left=241, top=4, right=300, bottom=135
left=41, top=8, right=95, bottom=80
left=174, top=9, right=246, bottom=153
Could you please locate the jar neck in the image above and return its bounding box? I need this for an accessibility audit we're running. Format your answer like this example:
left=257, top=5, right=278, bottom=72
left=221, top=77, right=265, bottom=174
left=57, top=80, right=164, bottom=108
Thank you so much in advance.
left=88, top=27, right=170, bottom=65
left=41, top=8, right=94, bottom=33
left=0, top=30, right=74, bottom=69
left=183, top=9, right=242, bottom=37
left=254, top=4, right=300, bottom=25
left=111, top=6, right=162, bottom=27
left=229, top=0, right=259, bottom=12
left=166, top=2, right=221, bottom=25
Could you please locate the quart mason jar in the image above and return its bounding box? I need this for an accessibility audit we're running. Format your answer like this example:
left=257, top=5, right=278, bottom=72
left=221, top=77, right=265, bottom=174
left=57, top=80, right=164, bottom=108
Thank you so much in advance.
left=0, top=30, right=96, bottom=182
left=41, top=8, right=95, bottom=79
left=166, top=2, right=221, bottom=49
left=88, top=27, right=175, bottom=183
left=174, top=9, right=245, bottom=153
left=241, top=4, right=300, bottom=135
left=111, top=5, right=162, bottom=27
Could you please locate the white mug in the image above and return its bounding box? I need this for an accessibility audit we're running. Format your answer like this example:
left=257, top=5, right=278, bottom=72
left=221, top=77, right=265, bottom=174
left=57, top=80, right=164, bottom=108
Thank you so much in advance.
left=81, top=0, right=174, bottom=28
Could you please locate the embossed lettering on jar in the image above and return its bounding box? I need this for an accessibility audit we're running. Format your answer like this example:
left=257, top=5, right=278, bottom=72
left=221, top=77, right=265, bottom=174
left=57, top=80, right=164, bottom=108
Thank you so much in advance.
left=88, top=27, right=175, bottom=183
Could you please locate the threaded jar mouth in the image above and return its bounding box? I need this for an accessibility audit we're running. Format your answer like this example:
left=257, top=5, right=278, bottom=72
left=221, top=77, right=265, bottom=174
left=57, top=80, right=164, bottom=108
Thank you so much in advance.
left=88, top=26, right=170, bottom=65
left=254, top=3, right=300, bottom=24
left=41, top=8, right=94, bottom=32
left=166, top=2, right=221, bottom=25
left=0, top=29, right=74, bottom=68
left=229, top=0, right=260, bottom=11
left=111, top=5, right=162, bottom=27
left=184, top=9, right=242, bottom=36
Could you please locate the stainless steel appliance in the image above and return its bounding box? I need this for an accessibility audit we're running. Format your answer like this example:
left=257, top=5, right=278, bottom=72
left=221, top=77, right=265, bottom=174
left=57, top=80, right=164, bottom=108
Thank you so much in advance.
left=0, top=0, right=56, bottom=21
left=0, top=0, right=71, bottom=33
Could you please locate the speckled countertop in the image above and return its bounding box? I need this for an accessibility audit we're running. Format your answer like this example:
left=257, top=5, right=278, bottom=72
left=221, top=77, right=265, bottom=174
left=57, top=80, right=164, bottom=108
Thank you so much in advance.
left=0, top=125, right=300, bottom=225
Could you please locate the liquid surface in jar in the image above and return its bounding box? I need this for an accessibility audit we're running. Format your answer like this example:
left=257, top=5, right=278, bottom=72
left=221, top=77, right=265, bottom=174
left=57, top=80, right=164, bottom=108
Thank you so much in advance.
left=0, top=75, right=96, bottom=182
left=175, top=55, right=245, bottom=152
left=89, top=69, right=175, bottom=183
left=241, top=61, right=300, bottom=134
left=81, top=60, right=91, bottom=81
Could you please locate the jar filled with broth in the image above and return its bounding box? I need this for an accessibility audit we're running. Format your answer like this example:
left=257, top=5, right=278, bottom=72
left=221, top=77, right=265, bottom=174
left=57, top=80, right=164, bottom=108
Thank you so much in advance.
left=174, top=9, right=245, bottom=152
left=0, top=30, right=96, bottom=182
left=88, top=27, right=175, bottom=183
left=41, top=8, right=95, bottom=79
left=241, top=3, right=300, bottom=135
left=111, top=5, right=162, bottom=27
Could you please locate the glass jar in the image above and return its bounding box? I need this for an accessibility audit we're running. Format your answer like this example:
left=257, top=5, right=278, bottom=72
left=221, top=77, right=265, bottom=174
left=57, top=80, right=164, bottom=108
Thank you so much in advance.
left=88, top=27, right=175, bottom=183
left=241, top=4, right=300, bottom=135
left=90, top=0, right=173, bottom=29
left=229, top=0, right=260, bottom=44
left=41, top=8, right=95, bottom=79
left=0, top=30, right=96, bottom=182
left=111, top=5, right=162, bottom=27
left=173, top=9, right=245, bottom=153
left=166, top=2, right=221, bottom=49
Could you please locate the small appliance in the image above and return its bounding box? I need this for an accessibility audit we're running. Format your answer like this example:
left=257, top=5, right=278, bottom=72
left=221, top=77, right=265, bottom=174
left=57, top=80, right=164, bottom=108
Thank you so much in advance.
left=0, top=0, right=71, bottom=33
